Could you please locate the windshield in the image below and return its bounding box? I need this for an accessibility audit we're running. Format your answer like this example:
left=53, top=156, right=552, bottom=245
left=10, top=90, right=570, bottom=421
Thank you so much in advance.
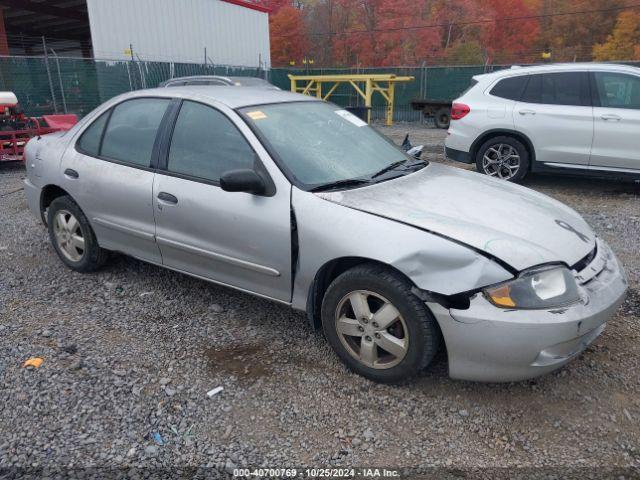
left=240, top=102, right=412, bottom=189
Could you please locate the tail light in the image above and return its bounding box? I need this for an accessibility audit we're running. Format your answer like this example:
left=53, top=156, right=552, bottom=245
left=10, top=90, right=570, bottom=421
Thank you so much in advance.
left=451, top=103, right=470, bottom=120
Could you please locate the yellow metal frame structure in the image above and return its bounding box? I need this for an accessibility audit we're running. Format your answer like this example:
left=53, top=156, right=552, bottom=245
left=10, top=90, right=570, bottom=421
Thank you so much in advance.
left=288, top=73, right=414, bottom=126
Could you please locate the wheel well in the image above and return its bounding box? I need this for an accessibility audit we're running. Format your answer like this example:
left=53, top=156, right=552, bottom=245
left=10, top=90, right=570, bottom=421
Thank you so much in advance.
left=305, top=257, right=413, bottom=330
left=471, top=130, right=535, bottom=168
left=40, top=185, right=70, bottom=225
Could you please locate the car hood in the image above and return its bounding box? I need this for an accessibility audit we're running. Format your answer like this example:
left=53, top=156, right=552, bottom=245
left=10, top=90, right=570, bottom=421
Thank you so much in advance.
left=316, top=163, right=596, bottom=271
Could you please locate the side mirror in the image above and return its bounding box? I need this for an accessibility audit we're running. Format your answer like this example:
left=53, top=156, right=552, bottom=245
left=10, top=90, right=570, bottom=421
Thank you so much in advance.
left=220, top=169, right=266, bottom=195
left=407, top=145, right=424, bottom=158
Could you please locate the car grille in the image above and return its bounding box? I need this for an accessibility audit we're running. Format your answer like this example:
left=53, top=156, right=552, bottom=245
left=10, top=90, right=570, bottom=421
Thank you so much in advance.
left=572, top=244, right=598, bottom=273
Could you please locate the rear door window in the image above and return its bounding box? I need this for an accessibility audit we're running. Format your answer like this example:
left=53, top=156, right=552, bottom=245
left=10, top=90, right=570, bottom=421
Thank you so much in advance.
left=490, top=76, right=528, bottom=100
left=594, top=72, right=640, bottom=109
left=522, top=72, right=591, bottom=106
left=100, top=98, right=170, bottom=167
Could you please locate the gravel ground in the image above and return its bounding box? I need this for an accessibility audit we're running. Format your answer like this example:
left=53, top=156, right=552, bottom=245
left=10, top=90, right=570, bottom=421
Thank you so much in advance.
left=1, top=125, right=639, bottom=478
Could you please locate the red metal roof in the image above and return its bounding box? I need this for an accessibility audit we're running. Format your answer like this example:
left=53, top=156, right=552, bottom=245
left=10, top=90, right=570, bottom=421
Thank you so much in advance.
left=220, top=0, right=271, bottom=13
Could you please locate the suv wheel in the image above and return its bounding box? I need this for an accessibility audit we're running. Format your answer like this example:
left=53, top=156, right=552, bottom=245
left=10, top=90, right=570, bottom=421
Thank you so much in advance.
left=47, top=195, right=108, bottom=272
left=321, top=264, right=441, bottom=383
left=475, top=136, right=530, bottom=182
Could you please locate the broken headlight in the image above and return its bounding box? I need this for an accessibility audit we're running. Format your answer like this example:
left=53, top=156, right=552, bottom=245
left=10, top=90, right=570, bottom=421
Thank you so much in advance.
left=484, top=265, right=581, bottom=309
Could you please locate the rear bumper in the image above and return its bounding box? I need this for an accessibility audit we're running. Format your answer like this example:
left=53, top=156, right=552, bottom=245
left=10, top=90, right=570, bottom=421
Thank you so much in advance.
left=444, top=146, right=472, bottom=164
left=429, top=239, right=628, bottom=382
left=24, top=178, right=42, bottom=223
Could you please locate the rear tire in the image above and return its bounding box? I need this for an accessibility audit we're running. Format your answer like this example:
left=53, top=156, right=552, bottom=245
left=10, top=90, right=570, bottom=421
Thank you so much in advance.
left=321, top=264, right=441, bottom=383
left=434, top=107, right=451, bottom=129
left=475, top=135, right=530, bottom=182
left=47, top=195, right=108, bottom=272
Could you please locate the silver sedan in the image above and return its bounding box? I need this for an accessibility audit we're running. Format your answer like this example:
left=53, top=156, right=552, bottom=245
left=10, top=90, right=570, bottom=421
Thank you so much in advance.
left=24, top=87, right=628, bottom=383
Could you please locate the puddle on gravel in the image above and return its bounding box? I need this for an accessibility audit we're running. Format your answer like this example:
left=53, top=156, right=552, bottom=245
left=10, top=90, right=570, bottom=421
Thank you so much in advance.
left=205, top=343, right=272, bottom=379
left=205, top=342, right=324, bottom=379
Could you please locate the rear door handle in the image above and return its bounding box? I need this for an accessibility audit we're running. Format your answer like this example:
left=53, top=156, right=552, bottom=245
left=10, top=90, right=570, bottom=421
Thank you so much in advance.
left=601, top=114, right=621, bottom=121
left=64, top=168, right=79, bottom=179
left=518, top=109, right=536, bottom=115
left=157, top=192, right=178, bottom=204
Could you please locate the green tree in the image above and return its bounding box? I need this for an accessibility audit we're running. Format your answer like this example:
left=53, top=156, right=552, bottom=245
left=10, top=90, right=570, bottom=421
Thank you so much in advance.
left=445, top=41, right=485, bottom=64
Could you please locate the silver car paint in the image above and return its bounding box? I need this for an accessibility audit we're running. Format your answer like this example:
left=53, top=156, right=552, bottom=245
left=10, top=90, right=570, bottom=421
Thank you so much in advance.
left=289, top=187, right=513, bottom=310
left=317, top=163, right=596, bottom=271
left=430, top=239, right=627, bottom=381
left=151, top=99, right=293, bottom=302
left=62, top=152, right=162, bottom=264
left=24, top=86, right=628, bottom=382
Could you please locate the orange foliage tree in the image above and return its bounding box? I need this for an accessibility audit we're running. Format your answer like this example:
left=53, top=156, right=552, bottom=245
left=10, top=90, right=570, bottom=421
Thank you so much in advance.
left=267, top=4, right=309, bottom=66
left=479, top=0, right=540, bottom=64
left=265, top=0, right=640, bottom=67
left=593, top=10, right=640, bottom=61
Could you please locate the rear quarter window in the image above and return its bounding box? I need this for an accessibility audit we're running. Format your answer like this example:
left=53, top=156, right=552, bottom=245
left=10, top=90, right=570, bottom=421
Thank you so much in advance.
left=76, top=111, right=109, bottom=156
left=489, top=76, right=528, bottom=101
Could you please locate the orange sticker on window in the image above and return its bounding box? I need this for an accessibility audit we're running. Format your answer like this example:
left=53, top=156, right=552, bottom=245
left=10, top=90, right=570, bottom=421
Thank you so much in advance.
left=247, top=111, right=267, bottom=120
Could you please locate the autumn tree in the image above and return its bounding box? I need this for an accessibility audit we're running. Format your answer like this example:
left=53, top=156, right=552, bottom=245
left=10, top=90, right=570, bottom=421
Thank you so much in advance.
left=478, top=0, right=540, bottom=64
left=430, top=0, right=486, bottom=64
left=536, top=0, right=625, bottom=61
left=264, top=0, right=639, bottom=68
left=269, top=5, right=309, bottom=66
left=327, top=0, right=444, bottom=66
left=373, top=0, right=443, bottom=66
left=593, top=10, right=640, bottom=60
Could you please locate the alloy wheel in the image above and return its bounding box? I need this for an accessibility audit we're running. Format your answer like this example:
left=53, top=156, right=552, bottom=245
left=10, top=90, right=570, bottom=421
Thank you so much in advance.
left=482, top=143, right=521, bottom=180
left=53, top=210, right=85, bottom=262
left=335, top=290, right=409, bottom=369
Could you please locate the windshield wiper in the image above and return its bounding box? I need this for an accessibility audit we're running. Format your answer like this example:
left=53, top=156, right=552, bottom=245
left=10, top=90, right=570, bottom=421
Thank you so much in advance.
left=309, top=178, right=371, bottom=192
left=370, top=158, right=427, bottom=179
left=370, top=159, right=407, bottom=179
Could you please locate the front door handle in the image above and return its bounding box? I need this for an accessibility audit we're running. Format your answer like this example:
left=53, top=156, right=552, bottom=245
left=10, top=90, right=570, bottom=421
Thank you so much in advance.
left=157, top=192, right=178, bottom=204
left=518, top=109, right=536, bottom=115
left=601, top=113, right=621, bottom=121
left=64, top=168, right=79, bottom=179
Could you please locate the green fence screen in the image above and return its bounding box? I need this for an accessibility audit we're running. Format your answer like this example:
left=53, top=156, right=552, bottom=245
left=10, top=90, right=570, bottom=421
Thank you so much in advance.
left=0, top=56, right=507, bottom=122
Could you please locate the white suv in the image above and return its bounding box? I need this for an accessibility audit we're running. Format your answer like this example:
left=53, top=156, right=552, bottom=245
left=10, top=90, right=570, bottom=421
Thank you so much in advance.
left=445, top=63, right=640, bottom=181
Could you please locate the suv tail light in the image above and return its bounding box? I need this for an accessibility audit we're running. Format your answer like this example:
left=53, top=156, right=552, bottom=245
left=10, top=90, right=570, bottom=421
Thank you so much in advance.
left=451, top=103, right=470, bottom=120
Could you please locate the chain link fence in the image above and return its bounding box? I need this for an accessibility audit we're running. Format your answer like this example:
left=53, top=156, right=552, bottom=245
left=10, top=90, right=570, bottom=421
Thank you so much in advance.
left=0, top=56, right=266, bottom=118
left=11, top=56, right=637, bottom=123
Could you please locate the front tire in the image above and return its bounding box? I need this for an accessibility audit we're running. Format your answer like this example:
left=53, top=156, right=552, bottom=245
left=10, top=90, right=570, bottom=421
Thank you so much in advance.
left=475, top=136, right=530, bottom=182
left=47, top=195, right=108, bottom=272
left=321, top=264, right=441, bottom=383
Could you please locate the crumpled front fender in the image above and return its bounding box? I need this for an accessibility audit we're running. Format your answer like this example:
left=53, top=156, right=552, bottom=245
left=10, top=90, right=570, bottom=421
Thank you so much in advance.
left=291, top=188, right=514, bottom=311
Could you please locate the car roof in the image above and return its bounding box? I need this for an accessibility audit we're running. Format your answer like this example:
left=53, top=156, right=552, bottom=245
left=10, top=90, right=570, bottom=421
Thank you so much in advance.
left=473, top=63, right=640, bottom=82
left=159, top=75, right=276, bottom=87
left=120, top=86, right=319, bottom=109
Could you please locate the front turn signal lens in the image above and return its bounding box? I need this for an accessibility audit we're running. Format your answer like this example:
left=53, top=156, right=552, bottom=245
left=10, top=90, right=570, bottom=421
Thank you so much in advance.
left=485, top=284, right=516, bottom=307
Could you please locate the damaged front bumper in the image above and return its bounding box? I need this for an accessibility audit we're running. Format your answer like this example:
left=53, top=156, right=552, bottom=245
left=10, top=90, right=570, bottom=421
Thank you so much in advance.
left=428, top=239, right=628, bottom=382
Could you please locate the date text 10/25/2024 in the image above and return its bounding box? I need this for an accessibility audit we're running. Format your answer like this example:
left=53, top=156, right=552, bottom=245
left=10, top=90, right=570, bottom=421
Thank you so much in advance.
left=233, top=468, right=401, bottom=478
